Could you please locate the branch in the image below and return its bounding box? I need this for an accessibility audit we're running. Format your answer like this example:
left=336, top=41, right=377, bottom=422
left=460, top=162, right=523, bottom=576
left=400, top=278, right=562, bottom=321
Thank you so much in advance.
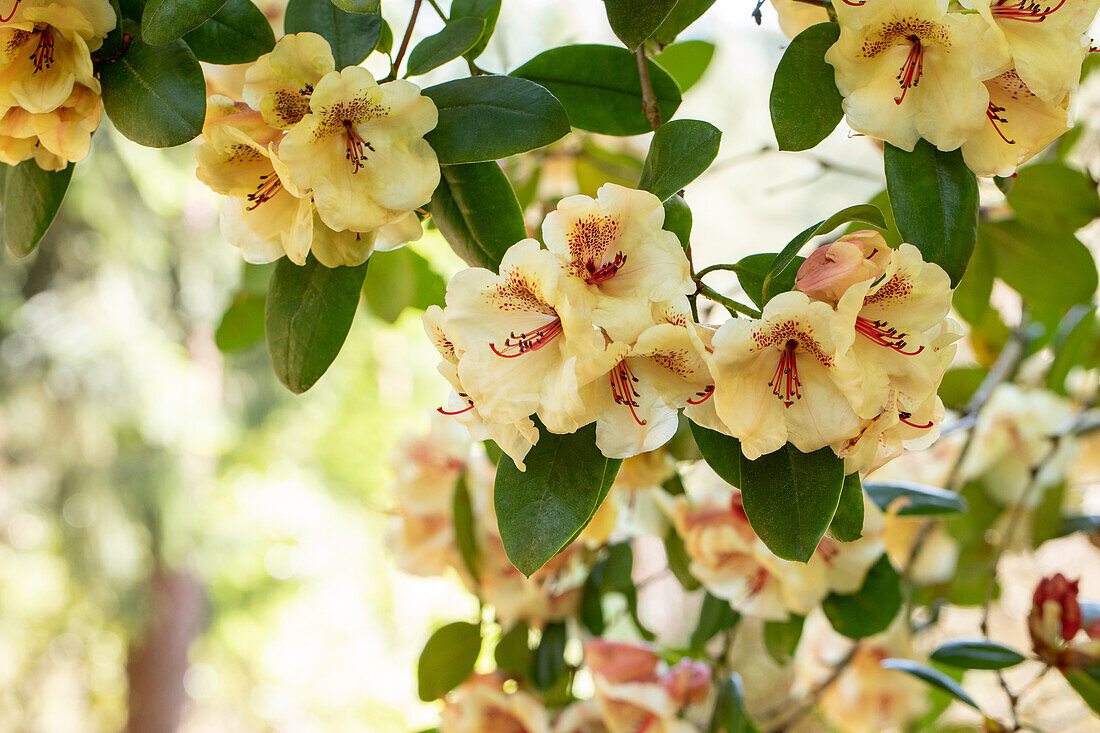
left=695, top=283, right=761, bottom=319
left=695, top=263, right=744, bottom=280
left=390, top=0, right=424, bottom=81
left=635, top=46, right=662, bottom=131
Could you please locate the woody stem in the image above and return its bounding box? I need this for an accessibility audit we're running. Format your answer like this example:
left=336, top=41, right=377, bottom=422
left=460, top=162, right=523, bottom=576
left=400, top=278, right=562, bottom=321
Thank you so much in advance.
left=635, top=46, right=662, bottom=131
left=390, top=0, right=423, bottom=80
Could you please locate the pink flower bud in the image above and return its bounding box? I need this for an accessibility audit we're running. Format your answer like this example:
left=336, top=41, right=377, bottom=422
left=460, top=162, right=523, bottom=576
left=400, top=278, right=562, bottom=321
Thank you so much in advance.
left=662, top=659, right=712, bottom=707
left=584, top=639, right=660, bottom=684
left=795, top=231, right=886, bottom=302
left=1031, top=573, right=1082, bottom=642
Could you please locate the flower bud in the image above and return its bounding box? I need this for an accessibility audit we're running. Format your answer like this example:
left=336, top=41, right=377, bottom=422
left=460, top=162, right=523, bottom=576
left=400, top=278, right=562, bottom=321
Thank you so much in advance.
left=661, top=659, right=712, bottom=707
left=1028, top=573, right=1088, bottom=668
left=584, top=639, right=660, bottom=684
left=795, top=231, right=887, bottom=302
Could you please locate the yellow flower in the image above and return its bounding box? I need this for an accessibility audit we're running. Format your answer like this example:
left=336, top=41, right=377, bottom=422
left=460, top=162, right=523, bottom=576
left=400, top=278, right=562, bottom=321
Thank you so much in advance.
left=0, top=80, right=100, bottom=169
left=242, top=31, right=335, bottom=130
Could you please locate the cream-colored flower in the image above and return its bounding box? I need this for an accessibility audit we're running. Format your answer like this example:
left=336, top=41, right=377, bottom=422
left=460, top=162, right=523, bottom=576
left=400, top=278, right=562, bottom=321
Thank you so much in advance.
left=0, top=80, right=99, bottom=168
left=474, top=534, right=584, bottom=628
left=585, top=640, right=697, bottom=733
left=553, top=701, right=610, bottom=733
left=826, top=0, right=1010, bottom=151
left=835, top=390, right=946, bottom=475
left=277, top=65, right=439, bottom=235
left=882, top=512, right=959, bottom=585
left=770, top=0, right=830, bottom=39
left=795, top=231, right=888, bottom=303
left=442, top=674, right=551, bottom=733
left=242, top=32, right=335, bottom=130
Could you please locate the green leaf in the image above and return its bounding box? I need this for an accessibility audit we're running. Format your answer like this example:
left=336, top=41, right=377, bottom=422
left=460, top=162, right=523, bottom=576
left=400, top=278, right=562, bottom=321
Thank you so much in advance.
left=829, top=473, right=864, bottom=542
left=494, top=422, right=621, bottom=576
left=709, top=673, right=760, bottom=733
left=930, top=639, right=1026, bottom=670
left=100, top=38, right=206, bottom=147
left=377, top=17, right=393, bottom=55
left=362, top=247, right=446, bottom=322
left=822, top=554, right=902, bottom=639
left=183, top=0, right=275, bottom=65
left=847, top=189, right=902, bottom=247
left=981, top=220, right=1098, bottom=310
left=863, top=481, right=967, bottom=516
left=580, top=566, right=607, bottom=635
left=1047, top=306, right=1098, bottom=394
left=428, top=162, right=527, bottom=272
left=450, top=0, right=500, bottom=60
left=495, top=622, right=531, bottom=678
left=215, top=292, right=266, bottom=352
left=651, top=0, right=718, bottom=46
left=769, top=23, right=842, bottom=151
left=1064, top=665, right=1100, bottom=715
left=142, top=0, right=227, bottom=44
left=265, top=255, right=368, bottom=394
left=417, top=621, right=481, bottom=701
left=530, top=622, right=567, bottom=690
left=691, top=592, right=739, bottom=654
left=405, top=17, right=485, bottom=76
left=638, top=119, right=721, bottom=202
left=604, top=0, right=677, bottom=50
left=330, top=0, right=380, bottom=11
left=880, top=658, right=981, bottom=710
left=454, top=476, right=479, bottom=583
left=938, top=367, right=985, bottom=410
left=689, top=422, right=741, bottom=487
left=884, top=140, right=979, bottom=286
left=763, top=614, right=804, bottom=664
left=575, top=141, right=643, bottom=197
left=652, top=40, right=715, bottom=92
left=735, top=252, right=804, bottom=309
left=511, top=44, right=682, bottom=136
left=952, top=234, right=993, bottom=324
left=423, top=76, right=570, bottom=164
left=3, top=161, right=73, bottom=257
left=1006, top=162, right=1100, bottom=233
left=284, top=0, right=381, bottom=67
left=739, top=444, right=845, bottom=562
left=663, top=194, right=692, bottom=251
left=664, top=527, right=701, bottom=590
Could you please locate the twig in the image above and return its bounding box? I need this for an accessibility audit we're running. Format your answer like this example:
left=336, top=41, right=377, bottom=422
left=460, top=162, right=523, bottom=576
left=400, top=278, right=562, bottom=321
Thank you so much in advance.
left=695, top=283, right=760, bottom=319
left=695, top=263, right=743, bottom=280
left=425, top=0, right=447, bottom=21
left=635, top=46, right=662, bottom=131
left=762, top=642, right=861, bottom=728
left=390, top=0, right=424, bottom=81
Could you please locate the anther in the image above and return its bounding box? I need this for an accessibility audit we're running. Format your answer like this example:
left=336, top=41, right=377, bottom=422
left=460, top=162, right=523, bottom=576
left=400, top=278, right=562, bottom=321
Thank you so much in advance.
left=986, top=102, right=1016, bottom=144
left=343, top=120, right=375, bottom=174
left=585, top=251, right=627, bottom=284
left=855, top=316, right=925, bottom=355
left=894, top=37, right=924, bottom=105
left=489, top=319, right=563, bottom=358
left=768, top=339, right=802, bottom=407
left=687, top=385, right=714, bottom=405
left=609, top=360, right=646, bottom=426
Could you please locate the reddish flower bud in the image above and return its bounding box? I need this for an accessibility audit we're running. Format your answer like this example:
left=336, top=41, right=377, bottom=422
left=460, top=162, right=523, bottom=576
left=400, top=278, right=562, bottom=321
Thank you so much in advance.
left=795, top=231, right=886, bottom=302
left=1032, top=573, right=1082, bottom=641
left=584, top=639, right=660, bottom=685
left=662, top=659, right=712, bottom=707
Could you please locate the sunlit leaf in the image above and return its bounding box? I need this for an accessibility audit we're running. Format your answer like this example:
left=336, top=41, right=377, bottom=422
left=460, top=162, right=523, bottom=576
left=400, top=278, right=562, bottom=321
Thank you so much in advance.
left=417, top=621, right=481, bottom=701
left=769, top=23, right=843, bottom=151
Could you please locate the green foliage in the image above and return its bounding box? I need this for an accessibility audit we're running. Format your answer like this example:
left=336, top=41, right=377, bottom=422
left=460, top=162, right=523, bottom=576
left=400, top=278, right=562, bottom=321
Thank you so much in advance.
left=3, top=162, right=73, bottom=257
left=1046, top=306, right=1098, bottom=394
left=884, top=141, right=978, bottom=286
left=142, top=0, right=227, bottom=45
left=952, top=234, right=994, bottom=325
left=580, top=542, right=651, bottom=639
left=880, top=658, right=981, bottom=710
left=763, top=614, right=804, bottom=664
left=183, top=0, right=275, bottom=65
left=769, top=23, right=843, bottom=151
left=428, top=162, right=527, bottom=272
left=638, top=119, right=722, bottom=202
left=690, top=592, right=739, bottom=654
left=495, top=623, right=531, bottom=678
left=709, top=673, right=760, bottom=733
left=215, top=292, right=266, bottom=352
left=450, top=0, right=501, bottom=60
left=937, top=367, right=985, bottom=410
left=406, top=18, right=486, bottom=76
left=980, top=221, right=1098, bottom=312
left=689, top=422, right=741, bottom=486
left=417, top=621, right=482, bottom=701
left=362, top=247, right=447, bottom=323
left=652, top=40, right=716, bottom=92
left=651, top=0, right=718, bottom=47
left=531, top=622, right=567, bottom=690
left=863, top=481, right=967, bottom=516
left=604, top=0, right=677, bottom=50
left=739, top=445, right=844, bottom=562
left=284, top=0, right=382, bottom=67
left=493, top=422, right=621, bottom=576
left=1064, top=665, right=1100, bottom=715
left=1006, top=162, right=1100, bottom=234
left=663, top=194, right=693, bottom=251
left=929, top=639, right=1025, bottom=670
left=330, top=0, right=380, bottom=11
left=265, top=256, right=368, bottom=394
left=735, top=252, right=803, bottom=309
left=100, top=38, right=206, bottom=148
left=664, top=525, right=702, bottom=590
left=511, top=45, right=682, bottom=136
left=822, top=554, right=902, bottom=639
left=453, top=476, right=480, bottom=583
left=829, top=473, right=864, bottom=542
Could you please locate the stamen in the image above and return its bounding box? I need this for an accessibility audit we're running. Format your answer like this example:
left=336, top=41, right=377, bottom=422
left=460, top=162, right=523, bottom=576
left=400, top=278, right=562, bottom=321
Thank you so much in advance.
left=767, top=339, right=802, bottom=408
left=817, top=538, right=839, bottom=565
left=749, top=567, right=769, bottom=595
left=991, top=0, right=1065, bottom=22
left=584, top=251, right=627, bottom=284
left=246, top=173, right=282, bottom=210
left=29, top=29, right=53, bottom=73
left=986, top=102, right=1016, bottom=144
left=855, top=316, right=925, bottom=355
left=343, top=120, right=375, bottom=174
left=609, top=360, right=646, bottom=426
left=841, top=0, right=866, bottom=4
left=898, top=411, right=934, bottom=429
left=1, top=0, right=21, bottom=22
left=687, top=385, right=714, bottom=405
left=894, top=37, right=924, bottom=105
left=437, top=403, right=475, bottom=416
left=488, top=319, right=563, bottom=358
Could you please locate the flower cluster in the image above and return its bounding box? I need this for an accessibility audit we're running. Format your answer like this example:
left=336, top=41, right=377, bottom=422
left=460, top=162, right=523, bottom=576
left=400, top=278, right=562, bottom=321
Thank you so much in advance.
left=824, top=0, right=1100, bottom=176
left=195, top=33, right=439, bottom=268
left=0, top=0, right=115, bottom=170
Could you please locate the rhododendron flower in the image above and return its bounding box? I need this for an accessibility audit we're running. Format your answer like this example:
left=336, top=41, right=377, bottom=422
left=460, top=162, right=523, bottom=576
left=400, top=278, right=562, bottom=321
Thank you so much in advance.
left=585, top=640, right=698, bottom=733
left=795, top=231, right=887, bottom=303
left=826, top=0, right=1009, bottom=151
left=277, top=65, right=439, bottom=235
left=542, top=183, right=694, bottom=339
left=1028, top=573, right=1100, bottom=669
left=834, top=391, right=946, bottom=474
left=882, top=510, right=959, bottom=585
left=242, top=32, right=334, bottom=130
left=703, top=290, right=864, bottom=460
left=552, top=701, right=610, bottom=733
left=0, top=81, right=99, bottom=169
left=473, top=532, right=584, bottom=628
left=442, top=674, right=551, bottom=733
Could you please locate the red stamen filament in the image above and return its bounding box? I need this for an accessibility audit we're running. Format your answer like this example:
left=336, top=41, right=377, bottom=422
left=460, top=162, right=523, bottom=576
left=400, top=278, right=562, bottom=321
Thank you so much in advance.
left=1, top=1, right=20, bottom=22
left=246, top=173, right=282, bottom=211
left=841, top=0, right=866, bottom=4
left=992, top=0, right=1065, bottom=22
left=610, top=360, right=646, bottom=426
left=489, top=318, right=562, bottom=358
left=687, top=385, right=714, bottom=405
left=899, top=411, right=934, bottom=429
left=768, top=340, right=802, bottom=408
left=749, top=567, right=769, bottom=595
left=855, top=316, right=925, bottom=355
left=986, top=102, right=1016, bottom=144
left=894, top=37, right=924, bottom=105
left=584, top=251, right=627, bottom=284
left=438, top=403, right=475, bottom=416
left=30, top=29, right=53, bottom=73
left=343, top=120, right=374, bottom=174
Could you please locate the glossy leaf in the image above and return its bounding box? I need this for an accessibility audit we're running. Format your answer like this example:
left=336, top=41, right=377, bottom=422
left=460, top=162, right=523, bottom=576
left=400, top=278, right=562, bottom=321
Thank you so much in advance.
left=663, top=194, right=693, bottom=251
left=1047, top=306, right=1098, bottom=394
left=330, top=0, right=380, bottom=11
left=3, top=161, right=73, bottom=257
left=406, top=18, right=485, bottom=76
left=423, top=76, right=570, bottom=164
left=494, top=422, right=621, bottom=576
left=284, top=0, right=381, bottom=67
left=183, top=0, right=275, bottom=65
left=709, top=673, right=760, bottom=733
left=735, top=252, right=803, bottom=309
left=1006, top=162, right=1100, bottom=233
left=981, top=220, right=1098, bottom=310
left=884, top=140, right=979, bottom=286
left=265, top=256, right=368, bottom=394
left=880, top=658, right=981, bottom=710
left=652, top=0, right=718, bottom=46
left=362, top=247, right=446, bottom=322
left=215, top=292, right=266, bottom=352
left=142, top=0, right=227, bottom=44
left=511, top=44, right=682, bottom=136
left=691, top=592, right=739, bottom=654
left=690, top=422, right=741, bottom=487
left=930, top=639, right=1026, bottom=670
left=739, top=444, right=845, bottom=562
left=952, top=234, right=994, bottom=325
left=829, top=472, right=864, bottom=542
left=417, top=621, right=481, bottom=701
left=428, top=162, right=527, bottom=273
left=652, top=40, right=715, bottom=92
left=664, top=527, right=701, bottom=591
left=495, top=622, right=531, bottom=678
left=638, top=119, right=722, bottom=202
left=450, top=0, right=501, bottom=60
left=763, top=614, right=804, bottom=664
left=604, top=0, right=677, bottom=50
left=822, top=554, right=902, bottom=639
left=769, top=23, right=843, bottom=151
left=863, top=481, right=967, bottom=516
left=100, top=38, right=206, bottom=147
left=1064, top=665, right=1100, bottom=715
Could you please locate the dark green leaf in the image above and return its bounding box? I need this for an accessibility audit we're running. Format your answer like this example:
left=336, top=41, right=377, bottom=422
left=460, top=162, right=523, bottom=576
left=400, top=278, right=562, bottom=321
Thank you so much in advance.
left=652, top=40, right=715, bottom=92
left=511, top=44, right=682, bottom=136
left=330, top=0, right=380, bottom=11
left=1064, top=666, right=1100, bottom=715
left=284, top=0, right=381, bottom=67
left=735, top=252, right=804, bottom=309
left=406, top=17, right=485, bottom=76
left=739, top=444, right=844, bottom=562
left=981, top=220, right=1098, bottom=310
left=863, top=481, right=966, bottom=516
left=142, top=0, right=226, bottom=44
left=930, top=639, right=1026, bottom=670
left=709, top=673, right=760, bottom=733
left=691, top=592, right=739, bottom=653
left=769, top=23, right=842, bottom=151
left=454, top=476, right=479, bottom=583
left=215, top=292, right=266, bottom=352
left=428, top=162, right=526, bottom=272
left=3, top=162, right=73, bottom=257
left=1006, top=162, right=1100, bottom=233
left=362, top=247, right=446, bottom=322
left=938, top=367, right=986, bottom=410
left=377, top=17, right=393, bottom=55
left=97, top=0, right=127, bottom=58
left=638, top=119, right=721, bottom=202
left=494, top=422, right=621, bottom=576
left=880, top=658, right=981, bottom=710
left=1032, top=482, right=1067, bottom=547
left=495, top=623, right=531, bottom=678
left=100, top=38, right=205, bottom=147
left=423, top=76, right=570, bottom=164
left=580, top=566, right=606, bottom=635
left=663, top=194, right=692, bottom=251
left=846, top=189, right=902, bottom=246
left=884, top=140, right=979, bottom=286
left=664, top=527, right=701, bottom=590
left=575, top=141, right=643, bottom=197
left=450, top=0, right=500, bottom=60
left=690, top=422, right=741, bottom=487
left=417, top=621, right=481, bottom=701
left=530, top=622, right=567, bottom=690
left=183, top=0, right=275, bottom=65
left=952, top=234, right=993, bottom=324
left=652, top=0, right=718, bottom=46
left=829, top=473, right=864, bottom=542
left=265, top=255, right=367, bottom=394
left=822, top=554, right=901, bottom=639
left=1047, top=306, right=1098, bottom=394
left=604, top=0, right=677, bottom=50
left=763, top=614, right=804, bottom=664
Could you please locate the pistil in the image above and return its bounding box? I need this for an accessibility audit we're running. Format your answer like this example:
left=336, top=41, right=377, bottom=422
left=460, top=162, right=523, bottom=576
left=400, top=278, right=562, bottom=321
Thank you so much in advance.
left=768, top=339, right=802, bottom=408
left=855, top=316, right=924, bottom=355
left=899, top=410, right=934, bottom=429
left=489, top=319, right=563, bottom=358
left=610, top=360, right=646, bottom=426
left=894, top=37, right=924, bottom=105
left=585, top=251, right=627, bottom=284
left=687, top=385, right=714, bottom=405
left=1, top=0, right=20, bottom=22
left=343, top=120, right=374, bottom=174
